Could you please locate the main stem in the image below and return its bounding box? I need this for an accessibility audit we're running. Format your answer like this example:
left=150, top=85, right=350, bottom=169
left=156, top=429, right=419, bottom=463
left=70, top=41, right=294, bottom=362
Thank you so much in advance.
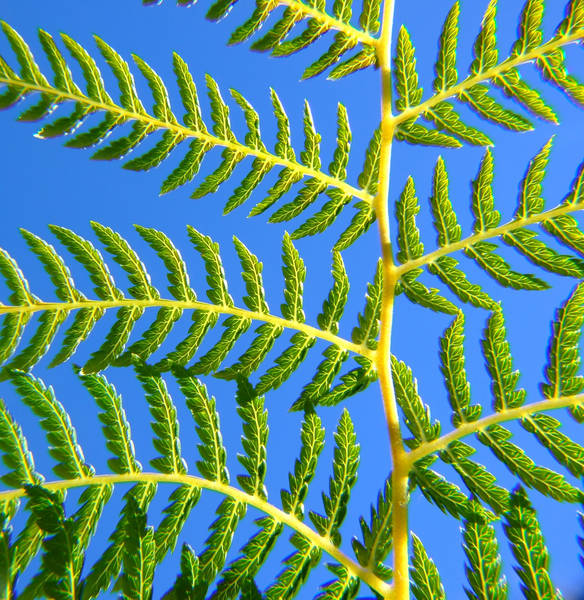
left=376, top=1, right=410, bottom=599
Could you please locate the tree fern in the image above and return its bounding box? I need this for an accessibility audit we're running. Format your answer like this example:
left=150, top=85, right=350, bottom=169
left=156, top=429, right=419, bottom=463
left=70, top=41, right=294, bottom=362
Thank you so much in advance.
left=1, top=0, right=584, bottom=598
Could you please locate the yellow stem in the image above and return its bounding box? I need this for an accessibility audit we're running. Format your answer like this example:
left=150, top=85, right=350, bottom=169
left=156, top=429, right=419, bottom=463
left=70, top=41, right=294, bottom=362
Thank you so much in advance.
left=406, top=393, right=584, bottom=467
left=396, top=201, right=584, bottom=276
left=376, top=1, right=409, bottom=599
left=0, top=298, right=375, bottom=360
left=0, top=472, right=392, bottom=597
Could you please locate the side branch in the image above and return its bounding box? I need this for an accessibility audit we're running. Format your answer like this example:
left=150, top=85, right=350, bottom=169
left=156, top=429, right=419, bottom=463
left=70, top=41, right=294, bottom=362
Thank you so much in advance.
left=406, top=393, right=584, bottom=466
left=0, top=472, right=393, bottom=597
left=395, top=201, right=584, bottom=276
left=0, top=76, right=372, bottom=204
left=0, top=298, right=374, bottom=359
left=388, top=29, right=584, bottom=128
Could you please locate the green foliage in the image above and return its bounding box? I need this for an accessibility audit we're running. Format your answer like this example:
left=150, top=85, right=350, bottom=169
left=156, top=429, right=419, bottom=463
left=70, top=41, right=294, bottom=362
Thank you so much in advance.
left=0, top=0, right=584, bottom=598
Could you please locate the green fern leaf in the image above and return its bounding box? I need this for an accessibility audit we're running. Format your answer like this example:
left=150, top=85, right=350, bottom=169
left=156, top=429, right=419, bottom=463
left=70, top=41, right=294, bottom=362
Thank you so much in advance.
left=351, top=479, right=393, bottom=579
left=281, top=411, right=325, bottom=519
left=293, top=344, right=350, bottom=410
left=155, top=486, right=201, bottom=564
left=351, top=259, right=382, bottom=349
left=256, top=331, right=315, bottom=394
left=503, top=228, right=584, bottom=279
left=428, top=256, right=497, bottom=309
left=430, top=157, right=462, bottom=247
left=464, top=241, right=549, bottom=291
left=410, top=533, right=446, bottom=600
left=440, top=313, right=482, bottom=427
left=334, top=200, right=376, bottom=251
left=318, top=356, right=377, bottom=406
left=0, top=398, right=41, bottom=488
left=518, top=137, right=552, bottom=217
left=9, top=371, right=93, bottom=480
left=91, top=222, right=158, bottom=300
left=161, top=543, right=199, bottom=600
left=440, top=441, right=510, bottom=513
left=177, top=376, right=229, bottom=483
left=315, top=563, right=360, bottom=600
left=233, top=237, right=269, bottom=314
left=471, top=0, right=498, bottom=75
left=481, top=310, right=526, bottom=411
left=399, top=269, right=459, bottom=315
left=212, top=516, right=282, bottom=600
left=412, top=456, right=478, bottom=520
left=434, top=2, right=459, bottom=92
left=458, top=85, right=533, bottom=131
left=492, top=68, right=557, bottom=123
left=396, top=177, right=424, bottom=264
left=463, top=512, right=508, bottom=600
left=21, top=230, right=84, bottom=303
left=137, top=370, right=187, bottom=475
left=25, top=486, right=78, bottom=600
left=542, top=281, right=584, bottom=400
left=81, top=482, right=156, bottom=599
left=281, top=234, right=306, bottom=324
left=395, top=119, right=462, bottom=148
left=359, top=0, right=382, bottom=34
left=49, top=226, right=122, bottom=301
left=424, top=101, right=492, bottom=147
left=266, top=533, right=320, bottom=600
left=471, top=150, right=499, bottom=232
left=308, top=409, right=359, bottom=544
left=394, top=27, right=423, bottom=111
left=521, top=412, right=584, bottom=477
left=119, top=497, right=156, bottom=600
left=392, top=356, right=441, bottom=448
left=135, top=226, right=196, bottom=302
left=503, top=488, right=560, bottom=599
left=477, top=423, right=582, bottom=501
left=537, top=48, right=584, bottom=108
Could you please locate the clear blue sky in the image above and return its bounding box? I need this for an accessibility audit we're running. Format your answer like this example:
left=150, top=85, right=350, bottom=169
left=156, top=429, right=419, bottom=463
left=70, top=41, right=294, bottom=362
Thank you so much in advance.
left=1, top=1, right=583, bottom=598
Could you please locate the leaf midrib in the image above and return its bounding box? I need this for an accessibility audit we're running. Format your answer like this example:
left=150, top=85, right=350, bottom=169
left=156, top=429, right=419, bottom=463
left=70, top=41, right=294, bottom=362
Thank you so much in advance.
left=0, top=297, right=375, bottom=359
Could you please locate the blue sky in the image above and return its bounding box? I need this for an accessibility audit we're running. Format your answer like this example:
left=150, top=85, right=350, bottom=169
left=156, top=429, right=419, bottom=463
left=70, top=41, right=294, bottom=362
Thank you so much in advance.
left=1, top=0, right=584, bottom=598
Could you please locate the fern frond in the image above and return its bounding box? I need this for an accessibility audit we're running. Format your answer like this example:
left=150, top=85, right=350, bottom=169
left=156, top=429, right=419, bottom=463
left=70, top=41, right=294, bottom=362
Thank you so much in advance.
left=395, top=146, right=584, bottom=312
left=410, top=533, right=446, bottom=600
left=503, top=488, right=560, bottom=599
left=463, top=510, right=507, bottom=600
left=391, top=356, right=441, bottom=448
left=440, top=313, right=482, bottom=427
left=0, top=225, right=377, bottom=402
left=411, top=456, right=479, bottom=521
left=0, top=23, right=373, bottom=239
left=390, top=0, right=584, bottom=146
left=8, top=371, right=93, bottom=480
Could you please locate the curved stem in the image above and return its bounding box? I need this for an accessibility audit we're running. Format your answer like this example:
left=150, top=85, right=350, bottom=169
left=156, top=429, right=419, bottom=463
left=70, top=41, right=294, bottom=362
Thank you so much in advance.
left=376, top=1, right=409, bottom=599
left=0, top=298, right=376, bottom=360
left=0, top=472, right=392, bottom=597
left=406, top=393, right=584, bottom=467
